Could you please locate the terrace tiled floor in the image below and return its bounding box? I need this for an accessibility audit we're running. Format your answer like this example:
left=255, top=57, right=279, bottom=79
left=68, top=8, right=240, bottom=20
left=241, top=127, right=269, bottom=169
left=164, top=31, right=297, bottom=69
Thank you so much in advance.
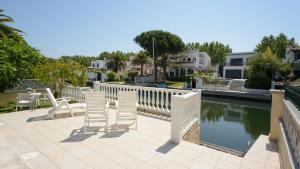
left=0, top=106, right=281, bottom=169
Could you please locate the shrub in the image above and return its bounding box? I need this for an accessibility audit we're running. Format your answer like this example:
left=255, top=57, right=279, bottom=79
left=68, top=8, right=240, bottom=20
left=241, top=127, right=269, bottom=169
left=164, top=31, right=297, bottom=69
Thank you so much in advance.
left=127, top=70, right=139, bottom=82
left=106, top=71, right=116, bottom=82
left=168, top=76, right=189, bottom=82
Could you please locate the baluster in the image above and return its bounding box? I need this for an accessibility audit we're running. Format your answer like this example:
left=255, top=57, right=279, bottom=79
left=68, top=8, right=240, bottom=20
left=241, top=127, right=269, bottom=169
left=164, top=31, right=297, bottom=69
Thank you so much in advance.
left=165, top=91, right=170, bottom=112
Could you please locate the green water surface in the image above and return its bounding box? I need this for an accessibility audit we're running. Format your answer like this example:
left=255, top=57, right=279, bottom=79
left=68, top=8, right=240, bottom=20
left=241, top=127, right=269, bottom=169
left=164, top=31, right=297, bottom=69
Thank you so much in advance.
left=200, top=96, right=271, bottom=153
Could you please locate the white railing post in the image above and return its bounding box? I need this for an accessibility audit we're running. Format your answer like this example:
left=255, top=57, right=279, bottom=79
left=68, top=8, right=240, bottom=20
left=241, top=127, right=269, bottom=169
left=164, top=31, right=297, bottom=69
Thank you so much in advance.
left=170, top=91, right=201, bottom=144
left=171, top=95, right=185, bottom=144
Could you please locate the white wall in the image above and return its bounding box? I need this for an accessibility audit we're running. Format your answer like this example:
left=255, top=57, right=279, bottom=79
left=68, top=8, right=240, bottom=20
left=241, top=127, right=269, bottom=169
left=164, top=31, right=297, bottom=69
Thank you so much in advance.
left=91, top=60, right=106, bottom=68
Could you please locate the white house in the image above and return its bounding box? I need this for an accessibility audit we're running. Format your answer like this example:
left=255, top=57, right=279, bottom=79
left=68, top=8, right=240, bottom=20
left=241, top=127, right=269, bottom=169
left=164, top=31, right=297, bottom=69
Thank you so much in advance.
left=223, top=52, right=255, bottom=79
left=88, top=60, right=107, bottom=81
left=90, top=60, right=106, bottom=69
left=168, top=49, right=212, bottom=77
left=285, top=46, right=300, bottom=64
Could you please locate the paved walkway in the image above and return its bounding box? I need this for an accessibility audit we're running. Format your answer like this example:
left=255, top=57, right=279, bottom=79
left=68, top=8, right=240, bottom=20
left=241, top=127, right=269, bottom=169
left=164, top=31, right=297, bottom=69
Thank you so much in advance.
left=0, top=107, right=280, bottom=169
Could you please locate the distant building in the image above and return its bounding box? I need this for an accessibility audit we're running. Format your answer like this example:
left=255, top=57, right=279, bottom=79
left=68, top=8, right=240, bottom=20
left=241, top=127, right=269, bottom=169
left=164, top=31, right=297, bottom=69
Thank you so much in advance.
left=285, top=46, right=300, bottom=77
left=88, top=60, right=107, bottom=81
left=285, top=46, right=300, bottom=63
left=223, top=52, right=255, bottom=79
left=90, top=60, right=106, bottom=69
left=168, top=49, right=212, bottom=77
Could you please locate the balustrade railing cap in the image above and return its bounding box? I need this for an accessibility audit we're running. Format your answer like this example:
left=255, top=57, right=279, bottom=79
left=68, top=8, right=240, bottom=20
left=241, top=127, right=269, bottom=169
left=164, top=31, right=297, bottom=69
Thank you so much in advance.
left=270, top=89, right=285, bottom=93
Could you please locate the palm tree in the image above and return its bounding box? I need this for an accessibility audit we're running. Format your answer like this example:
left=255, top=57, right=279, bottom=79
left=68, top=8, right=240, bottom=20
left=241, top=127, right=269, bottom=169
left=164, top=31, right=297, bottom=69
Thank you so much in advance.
left=0, top=9, right=22, bottom=38
left=105, top=51, right=128, bottom=72
left=131, top=51, right=151, bottom=75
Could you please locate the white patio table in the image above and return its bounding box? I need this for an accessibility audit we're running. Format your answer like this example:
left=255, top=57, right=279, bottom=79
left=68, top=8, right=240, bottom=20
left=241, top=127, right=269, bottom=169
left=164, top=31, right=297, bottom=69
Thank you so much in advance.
left=30, top=92, right=42, bottom=109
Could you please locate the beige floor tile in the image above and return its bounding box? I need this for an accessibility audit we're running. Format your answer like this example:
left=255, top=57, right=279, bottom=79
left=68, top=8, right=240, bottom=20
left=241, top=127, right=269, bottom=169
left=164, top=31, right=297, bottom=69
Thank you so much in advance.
left=172, top=154, right=195, bottom=168
left=138, top=163, right=157, bottom=169
left=146, top=155, right=169, bottom=168
left=215, top=160, right=240, bottom=169
left=110, top=164, right=126, bottom=169
left=190, top=161, right=214, bottom=169
left=179, top=148, right=200, bottom=159
left=265, top=152, right=280, bottom=168
left=81, top=151, right=115, bottom=169
left=53, top=154, right=88, bottom=169
left=195, top=153, right=220, bottom=167
left=163, top=162, right=187, bottom=169
left=133, top=150, right=155, bottom=162
left=119, top=156, right=143, bottom=169
left=241, top=159, right=265, bottom=169
left=220, top=153, right=242, bottom=166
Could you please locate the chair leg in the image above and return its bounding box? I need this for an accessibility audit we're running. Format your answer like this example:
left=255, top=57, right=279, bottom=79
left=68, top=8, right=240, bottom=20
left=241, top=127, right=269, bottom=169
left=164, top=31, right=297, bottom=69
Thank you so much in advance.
left=115, top=118, right=118, bottom=131
left=84, top=113, right=87, bottom=133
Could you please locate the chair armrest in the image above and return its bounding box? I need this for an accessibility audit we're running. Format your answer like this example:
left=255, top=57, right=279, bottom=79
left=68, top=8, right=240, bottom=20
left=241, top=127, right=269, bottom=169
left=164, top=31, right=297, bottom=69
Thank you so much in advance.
left=56, top=97, right=70, bottom=101
left=106, top=101, right=110, bottom=108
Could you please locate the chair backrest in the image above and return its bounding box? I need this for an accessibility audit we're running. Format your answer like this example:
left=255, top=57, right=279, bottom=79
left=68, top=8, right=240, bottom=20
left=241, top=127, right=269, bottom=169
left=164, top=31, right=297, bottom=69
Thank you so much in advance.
left=46, top=88, right=58, bottom=107
left=17, top=92, right=31, bottom=101
left=117, top=91, right=137, bottom=114
left=85, top=91, right=106, bottom=115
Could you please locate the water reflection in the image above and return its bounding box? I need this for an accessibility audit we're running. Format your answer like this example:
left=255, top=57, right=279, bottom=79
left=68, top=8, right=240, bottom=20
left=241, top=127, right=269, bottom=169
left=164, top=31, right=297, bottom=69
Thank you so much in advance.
left=200, top=96, right=271, bottom=153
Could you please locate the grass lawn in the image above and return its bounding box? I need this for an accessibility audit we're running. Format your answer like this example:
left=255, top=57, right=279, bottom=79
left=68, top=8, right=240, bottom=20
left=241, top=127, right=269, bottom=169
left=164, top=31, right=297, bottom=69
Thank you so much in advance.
left=165, top=81, right=186, bottom=88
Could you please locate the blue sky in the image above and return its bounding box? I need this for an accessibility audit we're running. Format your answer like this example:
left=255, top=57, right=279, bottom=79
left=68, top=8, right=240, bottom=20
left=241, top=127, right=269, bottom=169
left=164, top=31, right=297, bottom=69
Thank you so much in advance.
left=2, top=0, right=300, bottom=58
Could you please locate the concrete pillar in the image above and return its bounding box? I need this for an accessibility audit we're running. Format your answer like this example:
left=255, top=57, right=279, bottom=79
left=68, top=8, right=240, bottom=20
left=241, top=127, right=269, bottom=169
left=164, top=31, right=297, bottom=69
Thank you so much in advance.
left=241, top=68, right=244, bottom=79
left=269, top=89, right=284, bottom=142
left=185, top=68, right=188, bottom=76
left=178, top=68, right=181, bottom=77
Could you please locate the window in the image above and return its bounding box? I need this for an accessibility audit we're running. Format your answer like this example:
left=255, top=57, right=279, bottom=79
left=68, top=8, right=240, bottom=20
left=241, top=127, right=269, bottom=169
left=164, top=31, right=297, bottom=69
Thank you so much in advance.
left=92, top=63, right=95, bottom=67
left=193, top=58, right=196, bottom=62
left=199, top=59, right=203, bottom=64
left=170, top=71, right=175, bottom=77
left=230, top=58, right=243, bottom=66
left=97, top=63, right=99, bottom=67
left=183, top=58, right=186, bottom=61
left=187, top=58, right=191, bottom=62
left=296, top=52, right=300, bottom=61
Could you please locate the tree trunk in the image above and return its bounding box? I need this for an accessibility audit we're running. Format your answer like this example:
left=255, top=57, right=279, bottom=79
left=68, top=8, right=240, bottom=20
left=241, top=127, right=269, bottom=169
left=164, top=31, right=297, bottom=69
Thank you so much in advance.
left=140, top=64, right=143, bottom=75
left=163, top=66, right=167, bottom=81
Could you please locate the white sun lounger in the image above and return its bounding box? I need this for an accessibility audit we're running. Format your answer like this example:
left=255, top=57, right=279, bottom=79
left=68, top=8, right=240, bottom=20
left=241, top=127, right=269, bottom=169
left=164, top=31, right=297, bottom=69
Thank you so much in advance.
left=116, top=91, right=138, bottom=130
left=84, top=91, right=109, bottom=133
left=46, top=88, right=85, bottom=119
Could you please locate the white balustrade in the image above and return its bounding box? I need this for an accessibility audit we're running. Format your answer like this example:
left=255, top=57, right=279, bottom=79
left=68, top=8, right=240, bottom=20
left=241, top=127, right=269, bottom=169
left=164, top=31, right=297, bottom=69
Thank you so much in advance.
left=93, top=82, right=191, bottom=115
left=170, top=91, right=201, bottom=144
left=62, top=86, right=92, bottom=102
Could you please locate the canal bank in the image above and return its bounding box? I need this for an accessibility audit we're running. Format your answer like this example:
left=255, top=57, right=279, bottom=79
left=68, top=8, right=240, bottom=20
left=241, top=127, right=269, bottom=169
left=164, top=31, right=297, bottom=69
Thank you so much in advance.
left=194, top=89, right=271, bottom=102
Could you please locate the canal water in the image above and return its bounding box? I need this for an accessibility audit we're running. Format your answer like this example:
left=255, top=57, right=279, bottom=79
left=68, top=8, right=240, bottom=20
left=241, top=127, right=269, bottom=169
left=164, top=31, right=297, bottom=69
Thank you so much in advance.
left=200, top=96, right=271, bottom=154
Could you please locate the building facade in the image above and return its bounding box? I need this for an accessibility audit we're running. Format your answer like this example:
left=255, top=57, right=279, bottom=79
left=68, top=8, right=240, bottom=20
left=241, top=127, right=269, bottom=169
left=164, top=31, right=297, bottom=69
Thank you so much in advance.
left=90, top=60, right=106, bottom=69
left=168, top=49, right=212, bottom=77
left=223, top=52, right=255, bottom=79
left=285, top=46, right=300, bottom=78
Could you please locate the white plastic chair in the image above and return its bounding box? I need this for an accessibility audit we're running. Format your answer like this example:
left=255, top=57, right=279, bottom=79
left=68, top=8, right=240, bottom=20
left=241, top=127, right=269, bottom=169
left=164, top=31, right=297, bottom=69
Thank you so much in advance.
left=84, top=91, right=109, bottom=133
left=46, top=88, right=85, bottom=119
left=116, top=91, right=137, bottom=130
left=16, top=92, right=33, bottom=111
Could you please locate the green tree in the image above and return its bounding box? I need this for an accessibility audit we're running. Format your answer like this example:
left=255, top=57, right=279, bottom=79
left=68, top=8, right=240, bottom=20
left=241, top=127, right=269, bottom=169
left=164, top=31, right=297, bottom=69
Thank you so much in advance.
left=34, top=60, right=87, bottom=97
left=0, top=33, right=45, bottom=92
left=99, top=51, right=110, bottom=60
left=134, top=30, right=185, bottom=81
left=131, top=51, right=151, bottom=75
left=0, top=9, right=22, bottom=38
left=104, top=51, right=129, bottom=72
left=246, top=48, right=282, bottom=89
left=186, top=41, right=232, bottom=65
left=255, top=33, right=298, bottom=59
left=60, top=55, right=99, bottom=67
